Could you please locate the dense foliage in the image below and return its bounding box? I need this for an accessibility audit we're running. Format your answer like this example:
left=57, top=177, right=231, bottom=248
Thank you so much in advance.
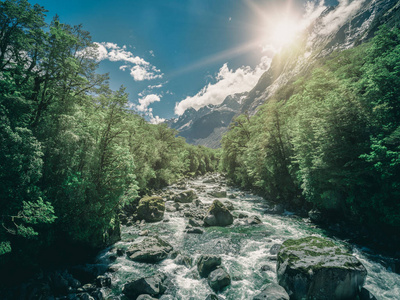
left=0, top=0, right=218, bottom=269
left=221, top=26, right=400, bottom=229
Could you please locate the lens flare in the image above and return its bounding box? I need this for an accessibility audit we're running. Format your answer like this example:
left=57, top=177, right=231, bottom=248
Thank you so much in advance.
left=269, top=17, right=299, bottom=48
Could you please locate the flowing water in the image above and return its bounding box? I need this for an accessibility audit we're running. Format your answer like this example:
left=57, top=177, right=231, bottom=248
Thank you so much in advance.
left=95, top=175, right=400, bottom=299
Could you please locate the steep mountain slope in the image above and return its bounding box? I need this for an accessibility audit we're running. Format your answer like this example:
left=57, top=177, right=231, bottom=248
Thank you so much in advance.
left=169, top=0, right=400, bottom=148
left=167, top=93, right=246, bottom=148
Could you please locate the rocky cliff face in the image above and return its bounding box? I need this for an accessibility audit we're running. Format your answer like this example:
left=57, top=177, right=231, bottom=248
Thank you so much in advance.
left=168, top=0, right=400, bottom=148
left=167, top=93, right=246, bottom=148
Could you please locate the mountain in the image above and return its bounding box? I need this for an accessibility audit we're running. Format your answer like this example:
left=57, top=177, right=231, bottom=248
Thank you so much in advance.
left=168, top=0, right=400, bottom=148
left=166, top=93, right=247, bottom=148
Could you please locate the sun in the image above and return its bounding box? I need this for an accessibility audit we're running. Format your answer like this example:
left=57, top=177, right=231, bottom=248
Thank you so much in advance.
left=269, top=18, right=299, bottom=48
left=246, top=0, right=303, bottom=51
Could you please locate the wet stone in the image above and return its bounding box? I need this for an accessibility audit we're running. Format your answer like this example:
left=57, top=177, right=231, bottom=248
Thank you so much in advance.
left=269, top=244, right=281, bottom=255
left=126, top=236, right=173, bottom=263
left=207, top=268, right=231, bottom=292
left=197, top=255, right=222, bottom=278
left=174, top=254, right=193, bottom=268
left=189, top=218, right=203, bottom=227
left=253, top=283, right=289, bottom=300
left=123, top=273, right=167, bottom=299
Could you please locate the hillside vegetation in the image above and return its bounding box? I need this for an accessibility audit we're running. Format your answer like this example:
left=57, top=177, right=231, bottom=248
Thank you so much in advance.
left=0, top=0, right=218, bottom=271
left=221, top=26, right=400, bottom=230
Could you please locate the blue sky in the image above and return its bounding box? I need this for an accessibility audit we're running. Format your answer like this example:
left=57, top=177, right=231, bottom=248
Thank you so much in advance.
left=29, top=0, right=337, bottom=123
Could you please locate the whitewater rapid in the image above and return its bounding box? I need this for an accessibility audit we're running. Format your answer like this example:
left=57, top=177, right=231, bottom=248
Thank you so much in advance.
left=96, top=175, right=400, bottom=299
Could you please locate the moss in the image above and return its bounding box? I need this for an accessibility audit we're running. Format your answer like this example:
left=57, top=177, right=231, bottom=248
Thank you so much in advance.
left=139, top=196, right=164, bottom=209
left=344, top=261, right=362, bottom=268
left=283, top=236, right=336, bottom=251
left=208, top=200, right=226, bottom=212
left=137, top=196, right=165, bottom=222
left=278, top=252, right=301, bottom=264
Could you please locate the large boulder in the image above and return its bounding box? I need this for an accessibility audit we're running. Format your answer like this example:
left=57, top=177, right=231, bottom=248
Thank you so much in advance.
left=253, top=283, right=290, bottom=300
left=204, top=200, right=233, bottom=227
left=277, top=236, right=367, bottom=300
left=136, top=196, right=165, bottom=222
left=126, top=236, right=173, bottom=263
left=123, top=273, right=166, bottom=299
left=197, top=255, right=222, bottom=278
left=173, top=190, right=197, bottom=203
left=207, top=268, right=231, bottom=292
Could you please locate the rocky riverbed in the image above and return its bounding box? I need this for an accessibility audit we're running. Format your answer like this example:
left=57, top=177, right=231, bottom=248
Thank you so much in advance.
left=4, top=174, right=400, bottom=299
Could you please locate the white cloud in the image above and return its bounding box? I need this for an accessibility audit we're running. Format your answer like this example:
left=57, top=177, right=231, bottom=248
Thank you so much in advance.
left=130, top=65, right=163, bottom=81
left=303, top=0, right=366, bottom=38
left=80, top=42, right=162, bottom=81
left=132, top=94, right=165, bottom=124
left=91, top=42, right=148, bottom=66
left=300, top=0, right=327, bottom=30
left=174, top=56, right=271, bottom=115
left=137, top=94, right=161, bottom=112
left=148, top=83, right=163, bottom=89
left=149, top=114, right=165, bottom=124
left=149, top=50, right=155, bottom=57
left=319, top=0, right=366, bottom=36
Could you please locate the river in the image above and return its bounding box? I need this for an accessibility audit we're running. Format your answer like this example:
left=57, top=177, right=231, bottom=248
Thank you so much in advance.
left=95, top=174, right=400, bottom=299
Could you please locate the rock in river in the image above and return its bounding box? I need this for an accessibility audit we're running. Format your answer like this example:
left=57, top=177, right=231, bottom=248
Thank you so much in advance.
left=208, top=268, right=231, bottom=292
left=126, top=236, right=173, bottom=263
left=123, top=273, right=166, bottom=299
left=253, top=283, right=289, bottom=300
left=203, top=200, right=233, bottom=227
left=277, top=236, right=367, bottom=300
left=197, top=255, right=222, bottom=278
left=137, top=196, right=165, bottom=222
left=244, top=215, right=262, bottom=225
left=207, top=268, right=231, bottom=292
left=173, top=190, right=197, bottom=203
left=208, top=189, right=227, bottom=198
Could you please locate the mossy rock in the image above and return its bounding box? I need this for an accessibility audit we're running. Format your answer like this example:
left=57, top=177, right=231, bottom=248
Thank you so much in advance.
left=137, top=196, right=165, bottom=222
left=277, top=236, right=367, bottom=300
left=204, top=200, right=233, bottom=227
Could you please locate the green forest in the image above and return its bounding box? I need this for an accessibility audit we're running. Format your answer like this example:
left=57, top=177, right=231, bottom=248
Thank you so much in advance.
left=221, top=25, right=400, bottom=231
left=0, top=0, right=218, bottom=271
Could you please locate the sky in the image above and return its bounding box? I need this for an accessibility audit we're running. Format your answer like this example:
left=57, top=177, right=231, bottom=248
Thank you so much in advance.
left=28, top=0, right=339, bottom=123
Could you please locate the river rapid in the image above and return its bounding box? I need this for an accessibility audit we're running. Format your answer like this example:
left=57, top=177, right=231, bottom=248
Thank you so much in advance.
left=95, top=174, right=400, bottom=299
